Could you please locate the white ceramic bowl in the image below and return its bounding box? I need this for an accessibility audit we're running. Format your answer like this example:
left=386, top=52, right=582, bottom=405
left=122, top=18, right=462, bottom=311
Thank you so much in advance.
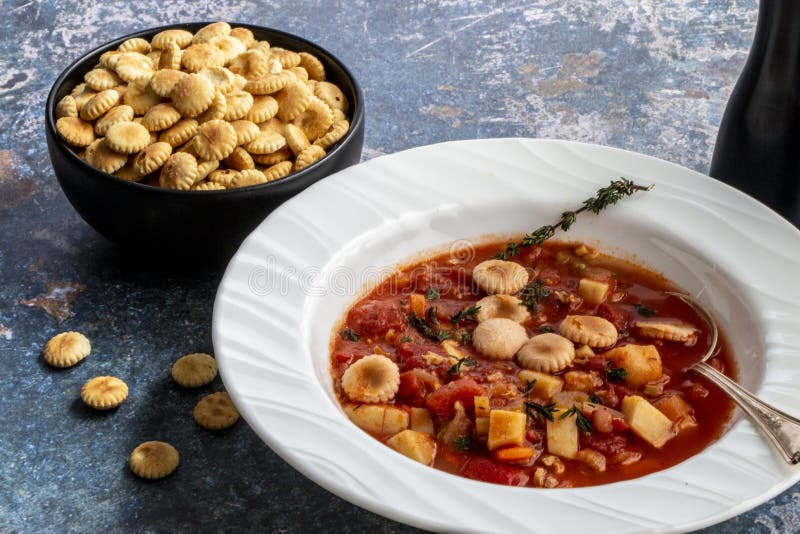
left=212, top=139, right=800, bottom=533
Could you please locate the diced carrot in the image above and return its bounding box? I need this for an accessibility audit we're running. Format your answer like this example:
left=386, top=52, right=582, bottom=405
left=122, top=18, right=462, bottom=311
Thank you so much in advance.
left=493, top=446, right=535, bottom=463
left=409, top=293, right=426, bottom=317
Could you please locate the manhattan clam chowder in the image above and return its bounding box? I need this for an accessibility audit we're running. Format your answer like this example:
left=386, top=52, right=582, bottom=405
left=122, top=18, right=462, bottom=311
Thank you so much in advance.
left=330, top=240, right=734, bottom=488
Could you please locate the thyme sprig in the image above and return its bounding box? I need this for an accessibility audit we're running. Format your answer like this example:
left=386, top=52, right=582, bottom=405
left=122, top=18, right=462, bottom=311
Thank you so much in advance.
left=605, top=362, right=628, bottom=383
left=496, top=179, right=653, bottom=259
left=339, top=328, right=360, bottom=341
left=408, top=312, right=452, bottom=342
left=522, top=379, right=556, bottom=423
left=448, top=356, right=477, bottom=375
left=559, top=404, right=594, bottom=434
left=519, top=279, right=550, bottom=312
left=451, top=305, right=481, bottom=324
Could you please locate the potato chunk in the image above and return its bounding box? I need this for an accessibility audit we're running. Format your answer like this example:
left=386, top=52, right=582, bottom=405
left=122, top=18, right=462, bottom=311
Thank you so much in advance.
left=621, top=395, right=676, bottom=448
left=474, top=396, right=491, bottom=417
left=546, top=409, right=579, bottom=459
left=606, top=344, right=662, bottom=388
left=344, top=404, right=409, bottom=435
left=386, top=430, right=437, bottom=465
left=487, top=410, right=527, bottom=451
left=518, top=370, right=563, bottom=400
left=653, top=394, right=698, bottom=433
left=409, top=407, right=435, bottom=435
left=578, top=278, right=609, bottom=305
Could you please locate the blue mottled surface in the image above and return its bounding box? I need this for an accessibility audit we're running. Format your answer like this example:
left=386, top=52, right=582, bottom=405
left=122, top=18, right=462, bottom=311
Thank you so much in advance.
left=1, top=0, right=798, bottom=532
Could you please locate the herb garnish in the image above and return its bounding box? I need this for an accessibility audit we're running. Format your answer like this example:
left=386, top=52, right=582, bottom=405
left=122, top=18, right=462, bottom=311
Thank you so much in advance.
left=589, top=393, right=603, bottom=405
left=400, top=334, right=412, bottom=343
left=426, top=306, right=439, bottom=324
left=460, top=332, right=471, bottom=346
left=425, top=287, right=440, bottom=300
left=448, top=356, right=477, bottom=375
left=520, top=279, right=550, bottom=312
left=451, top=305, right=481, bottom=324
left=522, top=379, right=557, bottom=423
left=454, top=435, right=471, bottom=452
left=634, top=303, right=656, bottom=317
left=339, top=328, right=359, bottom=341
left=538, top=325, right=554, bottom=333
left=496, top=179, right=653, bottom=259
left=605, top=362, right=628, bottom=383
left=559, top=404, right=594, bottom=434
left=408, top=312, right=452, bottom=342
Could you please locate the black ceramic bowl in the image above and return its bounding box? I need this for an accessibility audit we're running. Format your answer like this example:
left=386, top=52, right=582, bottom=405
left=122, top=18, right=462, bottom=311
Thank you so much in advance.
left=45, top=22, right=364, bottom=260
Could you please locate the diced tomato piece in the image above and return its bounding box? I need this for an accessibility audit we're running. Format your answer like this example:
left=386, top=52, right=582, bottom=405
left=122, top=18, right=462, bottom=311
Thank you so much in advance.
left=397, top=371, right=428, bottom=407
left=580, top=434, right=629, bottom=456
left=611, top=417, right=629, bottom=431
left=585, top=355, right=607, bottom=372
left=425, top=378, right=486, bottom=419
left=521, top=246, right=542, bottom=265
left=461, top=457, right=530, bottom=486
left=347, top=301, right=405, bottom=338
left=396, top=342, right=442, bottom=371
left=334, top=353, right=352, bottom=364
left=609, top=383, right=634, bottom=404
left=597, top=303, right=630, bottom=332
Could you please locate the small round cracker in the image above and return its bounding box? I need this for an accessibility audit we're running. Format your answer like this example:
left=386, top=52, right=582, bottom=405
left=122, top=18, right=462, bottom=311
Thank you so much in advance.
left=269, top=47, right=301, bottom=69
left=181, top=43, right=225, bottom=73
left=195, top=90, right=227, bottom=123
left=253, top=146, right=291, bottom=165
left=84, top=68, right=123, bottom=91
left=79, top=89, right=121, bottom=121
left=123, top=81, right=161, bottom=115
left=229, top=27, right=255, bottom=48
left=289, top=66, right=309, bottom=83
left=208, top=168, right=238, bottom=187
left=114, top=161, right=143, bottom=182
left=129, top=441, right=179, bottom=479
left=158, top=42, right=183, bottom=71
left=159, top=118, right=198, bottom=147
left=244, top=130, right=285, bottom=154
left=196, top=159, right=220, bottom=180
left=119, top=37, right=151, bottom=54
left=56, top=95, right=78, bottom=119
left=314, top=118, right=350, bottom=149
left=222, top=90, right=253, bottom=121
left=244, top=72, right=290, bottom=95
left=193, top=392, right=240, bottom=430
left=141, top=103, right=182, bottom=132
left=85, top=138, right=128, bottom=174
left=133, top=141, right=172, bottom=176
left=56, top=117, right=96, bottom=147
left=152, top=28, right=194, bottom=49
left=115, top=52, right=154, bottom=83
left=171, top=73, right=215, bottom=117
left=229, top=119, right=260, bottom=145
left=229, top=49, right=268, bottom=80
left=223, top=146, right=254, bottom=170
left=198, top=66, right=237, bottom=94
left=245, top=95, right=278, bottom=123
left=194, top=119, right=237, bottom=160
left=298, top=52, right=326, bottom=81
left=263, top=160, right=293, bottom=182
left=292, top=96, right=333, bottom=141
left=171, top=352, right=218, bottom=387
left=81, top=376, right=129, bottom=409
left=95, top=105, right=134, bottom=135
left=150, top=69, right=187, bottom=97
left=192, top=181, right=226, bottom=191
left=43, top=331, right=91, bottom=368
left=209, top=35, right=246, bottom=64
left=159, top=152, right=198, bottom=190
left=275, top=80, right=312, bottom=122
left=284, top=123, right=310, bottom=155
left=314, top=81, right=349, bottom=113
left=232, top=168, right=268, bottom=188
left=193, top=21, right=231, bottom=44
left=294, top=144, right=326, bottom=171
left=105, top=121, right=151, bottom=154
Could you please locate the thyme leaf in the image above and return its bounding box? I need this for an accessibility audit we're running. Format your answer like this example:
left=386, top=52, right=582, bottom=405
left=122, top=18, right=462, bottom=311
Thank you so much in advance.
left=634, top=303, right=656, bottom=317
left=525, top=400, right=557, bottom=423
left=339, top=328, right=359, bottom=341
left=451, top=304, right=481, bottom=324
left=559, top=404, right=594, bottom=434
left=519, top=279, right=550, bottom=312
left=425, top=287, right=440, bottom=300
left=454, top=435, right=471, bottom=452
left=605, top=362, right=628, bottom=383
left=448, top=356, right=477, bottom=375
left=408, top=312, right=452, bottom=342
left=496, top=179, right=653, bottom=259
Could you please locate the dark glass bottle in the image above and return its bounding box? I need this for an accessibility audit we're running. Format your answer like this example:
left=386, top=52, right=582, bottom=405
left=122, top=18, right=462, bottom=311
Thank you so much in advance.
left=710, top=0, right=800, bottom=226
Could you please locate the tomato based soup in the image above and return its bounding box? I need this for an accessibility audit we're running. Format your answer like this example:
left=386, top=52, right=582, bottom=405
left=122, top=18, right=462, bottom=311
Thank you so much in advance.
left=330, top=240, right=735, bottom=488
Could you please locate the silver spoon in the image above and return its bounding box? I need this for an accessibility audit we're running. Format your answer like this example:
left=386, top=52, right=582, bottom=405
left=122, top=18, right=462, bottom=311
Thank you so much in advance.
left=666, top=291, right=800, bottom=464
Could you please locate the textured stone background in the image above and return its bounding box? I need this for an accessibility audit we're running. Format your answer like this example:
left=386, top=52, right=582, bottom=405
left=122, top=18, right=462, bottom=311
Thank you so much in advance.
left=1, top=0, right=798, bottom=532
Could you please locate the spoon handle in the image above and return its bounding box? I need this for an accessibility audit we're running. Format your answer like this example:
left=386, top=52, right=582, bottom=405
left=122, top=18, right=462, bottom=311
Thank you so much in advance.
left=691, top=361, right=800, bottom=464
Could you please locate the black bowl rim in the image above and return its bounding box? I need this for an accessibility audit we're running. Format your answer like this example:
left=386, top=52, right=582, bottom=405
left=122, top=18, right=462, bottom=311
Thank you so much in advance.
left=45, top=21, right=364, bottom=197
